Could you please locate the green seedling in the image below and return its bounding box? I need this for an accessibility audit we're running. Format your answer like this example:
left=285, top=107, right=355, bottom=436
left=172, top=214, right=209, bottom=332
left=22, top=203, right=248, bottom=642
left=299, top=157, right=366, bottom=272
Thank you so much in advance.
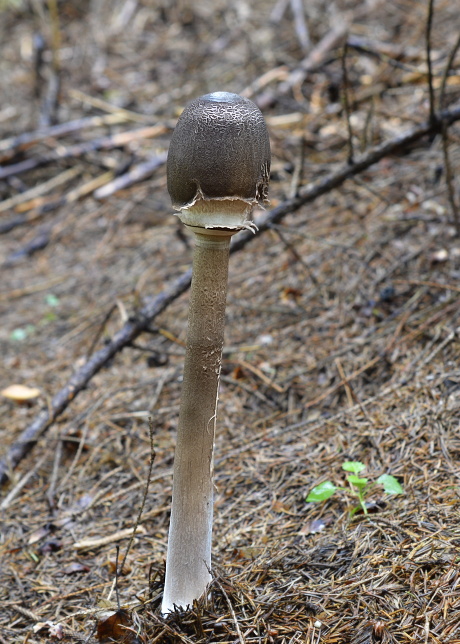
left=45, top=293, right=60, bottom=307
left=10, top=325, right=36, bottom=341
left=306, top=461, right=403, bottom=517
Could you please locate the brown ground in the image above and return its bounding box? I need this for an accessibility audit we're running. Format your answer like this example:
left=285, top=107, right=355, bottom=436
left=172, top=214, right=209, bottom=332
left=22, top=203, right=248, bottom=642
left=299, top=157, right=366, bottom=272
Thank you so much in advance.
left=1, top=1, right=460, bottom=642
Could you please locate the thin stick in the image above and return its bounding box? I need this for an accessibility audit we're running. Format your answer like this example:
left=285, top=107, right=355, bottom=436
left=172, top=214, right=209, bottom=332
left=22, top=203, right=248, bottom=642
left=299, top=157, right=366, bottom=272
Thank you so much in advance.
left=289, top=0, right=310, bottom=53
left=1, top=103, right=460, bottom=485
left=85, top=304, right=118, bottom=359
left=393, top=278, right=460, bottom=294
left=335, top=358, right=354, bottom=408
left=438, top=32, right=460, bottom=111
left=0, top=453, right=48, bottom=510
left=93, top=153, right=167, bottom=199
left=270, top=0, right=289, bottom=22
left=0, top=125, right=167, bottom=181
left=288, top=137, right=306, bottom=198
left=47, top=0, right=61, bottom=74
left=270, top=224, right=319, bottom=288
left=115, top=546, right=121, bottom=610
left=273, top=23, right=349, bottom=103
left=341, top=42, right=354, bottom=164
left=438, top=31, right=460, bottom=235
left=0, top=113, right=127, bottom=157
left=0, top=166, right=81, bottom=213
left=47, top=436, right=63, bottom=509
left=425, top=0, right=436, bottom=126
left=73, top=526, right=146, bottom=551
left=69, top=88, right=153, bottom=124
left=347, top=35, right=421, bottom=74
left=441, top=122, right=460, bottom=235
left=214, top=577, right=246, bottom=644
left=119, top=418, right=156, bottom=576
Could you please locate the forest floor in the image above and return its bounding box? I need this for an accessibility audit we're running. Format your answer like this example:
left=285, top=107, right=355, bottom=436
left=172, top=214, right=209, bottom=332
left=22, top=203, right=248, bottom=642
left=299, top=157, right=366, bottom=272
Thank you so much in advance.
left=1, top=1, right=460, bottom=642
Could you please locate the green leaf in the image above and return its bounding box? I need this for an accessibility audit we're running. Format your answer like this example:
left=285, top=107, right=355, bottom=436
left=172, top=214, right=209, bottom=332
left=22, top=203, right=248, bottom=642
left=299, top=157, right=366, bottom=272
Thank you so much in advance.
left=347, top=475, right=368, bottom=488
left=349, top=505, right=361, bottom=517
left=41, top=312, right=57, bottom=323
left=10, top=328, right=28, bottom=341
left=45, top=293, right=60, bottom=307
left=342, top=461, right=366, bottom=474
left=306, top=481, right=337, bottom=503
left=10, top=325, right=35, bottom=341
left=377, top=474, right=404, bottom=495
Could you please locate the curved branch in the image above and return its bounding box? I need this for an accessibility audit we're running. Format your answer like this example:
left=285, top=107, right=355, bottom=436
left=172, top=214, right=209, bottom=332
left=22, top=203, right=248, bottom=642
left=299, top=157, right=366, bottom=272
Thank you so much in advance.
left=1, top=103, right=459, bottom=486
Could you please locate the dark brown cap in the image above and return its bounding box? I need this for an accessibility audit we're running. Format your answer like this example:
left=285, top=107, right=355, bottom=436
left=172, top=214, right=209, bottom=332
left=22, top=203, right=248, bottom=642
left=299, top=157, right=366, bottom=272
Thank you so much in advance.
left=167, top=92, right=270, bottom=211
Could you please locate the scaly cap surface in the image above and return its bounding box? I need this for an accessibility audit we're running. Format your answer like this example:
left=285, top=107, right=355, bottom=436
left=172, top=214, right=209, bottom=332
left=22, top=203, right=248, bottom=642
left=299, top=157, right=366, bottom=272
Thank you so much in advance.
left=167, top=91, right=270, bottom=231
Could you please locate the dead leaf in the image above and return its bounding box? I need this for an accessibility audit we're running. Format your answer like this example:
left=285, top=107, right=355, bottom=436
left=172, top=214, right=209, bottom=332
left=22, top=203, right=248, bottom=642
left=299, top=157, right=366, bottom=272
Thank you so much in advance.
left=231, top=365, right=246, bottom=380
left=39, top=539, right=63, bottom=554
left=97, top=609, right=139, bottom=643
left=299, top=516, right=333, bottom=535
left=107, top=558, right=132, bottom=575
left=28, top=525, right=52, bottom=545
left=281, top=286, right=303, bottom=302
left=33, top=621, right=65, bottom=639
left=1, top=383, right=41, bottom=403
left=272, top=499, right=295, bottom=514
left=62, top=561, right=90, bottom=574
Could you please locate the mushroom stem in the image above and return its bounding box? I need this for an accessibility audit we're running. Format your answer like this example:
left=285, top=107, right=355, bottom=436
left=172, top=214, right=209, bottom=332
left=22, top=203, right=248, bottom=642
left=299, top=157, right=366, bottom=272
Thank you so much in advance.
left=162, top=230, right=232, bottom=613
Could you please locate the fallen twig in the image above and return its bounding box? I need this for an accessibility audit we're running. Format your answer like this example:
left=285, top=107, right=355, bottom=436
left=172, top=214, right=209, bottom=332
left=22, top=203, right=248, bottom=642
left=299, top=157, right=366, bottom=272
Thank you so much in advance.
left=0, top=124, right=168, bottom=180
left=0, top=156, right=166, bottom=236
left=0, top=166, right=81, bottom=213
left=290, top=0, right=310, bottom=53
left=68, top=87, right=154, bottom=124
left=425, top=0, right=436, bottom=126
left=0, top=113, right=128, bottom=160
left=253, top=23, right=348, bottom=108
left=0, top=268, right=192, bottom=485
left=1, top=103, right=460, bottom=486
left=73, top=526, right=146, bottom=551
left=94, top=153, right=167, bottom=199
left=233, top=102, right=460, bottom=252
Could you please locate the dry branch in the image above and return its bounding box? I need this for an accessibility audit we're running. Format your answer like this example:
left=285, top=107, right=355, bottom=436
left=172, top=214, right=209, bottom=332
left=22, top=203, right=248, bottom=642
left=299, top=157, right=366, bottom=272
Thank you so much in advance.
left=252, top=23, right=348, bottom=108
left=0, top=166, right=81, bottom=213
left=425, top=0, right=436, bottom=126
left=0, top=155, right=167, bottom=237
left=289, top=0, right=311, bottom=53
left=0, top=124, right=168, bottom=180
left=0, top=113, right=129, bottom=160
left=1, top=102, right=460, bottom=486
left=93, top=153, right=167, bottom=199
left=233, top=102, right=460, bottom=251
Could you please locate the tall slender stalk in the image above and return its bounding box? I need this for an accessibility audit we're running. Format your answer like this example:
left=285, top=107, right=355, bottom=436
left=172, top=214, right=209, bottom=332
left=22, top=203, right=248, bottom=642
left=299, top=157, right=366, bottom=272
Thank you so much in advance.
left=162, top=232, right=231, bottom=613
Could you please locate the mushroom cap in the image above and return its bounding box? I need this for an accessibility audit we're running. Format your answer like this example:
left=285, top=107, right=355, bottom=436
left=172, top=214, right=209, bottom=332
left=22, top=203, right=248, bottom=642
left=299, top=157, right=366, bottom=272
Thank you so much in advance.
left=167, top=92, right=270, bottom=211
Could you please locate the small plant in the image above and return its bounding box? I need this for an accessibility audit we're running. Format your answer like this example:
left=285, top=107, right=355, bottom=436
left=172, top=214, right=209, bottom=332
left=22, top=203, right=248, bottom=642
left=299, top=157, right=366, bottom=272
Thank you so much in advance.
left=306, top=461, right=403, bottom=517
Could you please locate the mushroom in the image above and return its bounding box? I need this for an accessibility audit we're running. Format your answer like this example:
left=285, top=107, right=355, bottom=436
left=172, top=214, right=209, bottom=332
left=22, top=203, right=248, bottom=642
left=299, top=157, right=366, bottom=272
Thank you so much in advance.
left=162, top=92, right=270, bottom=614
